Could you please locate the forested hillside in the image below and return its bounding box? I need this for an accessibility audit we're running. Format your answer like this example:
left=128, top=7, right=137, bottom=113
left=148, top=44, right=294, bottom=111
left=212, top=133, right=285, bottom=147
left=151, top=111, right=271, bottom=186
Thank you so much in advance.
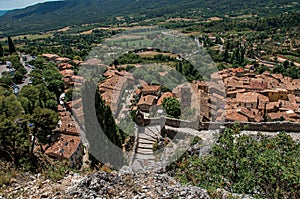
left=0, top=10, right=8, bottom=16
left=0, top=0, right=299, bottom=36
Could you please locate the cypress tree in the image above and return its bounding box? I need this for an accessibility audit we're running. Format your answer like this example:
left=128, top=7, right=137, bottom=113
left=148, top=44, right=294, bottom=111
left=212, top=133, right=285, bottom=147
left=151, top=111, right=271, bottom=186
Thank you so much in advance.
left=0, top=43, right=3, bottom=57
left=82, top=80, right=125, bottom=169
left=0, top=43, right=3, bottom=64
left=8, top=36, right=16, bottom=55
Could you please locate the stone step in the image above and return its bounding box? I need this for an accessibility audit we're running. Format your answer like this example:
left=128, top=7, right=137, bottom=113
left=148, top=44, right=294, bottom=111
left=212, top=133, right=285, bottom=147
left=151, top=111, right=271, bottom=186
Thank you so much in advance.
left=136, top=148, right=153, bottom=155
left=152, top=125, right=162, bottom=133
left=138, top=134, right=157, bottom=142
left=138, top=139, right=155, bottom=145
left=143, top=131, right=158, bottom=140
left=138, top=143, right=154, bottom=149
left=146, top=125, right=161, bottom=136
left=135, top=153, right=155, bottom=160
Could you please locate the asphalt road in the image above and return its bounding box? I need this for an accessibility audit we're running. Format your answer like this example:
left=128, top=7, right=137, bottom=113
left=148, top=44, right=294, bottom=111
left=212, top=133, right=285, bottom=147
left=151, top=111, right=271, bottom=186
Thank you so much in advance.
left=18, top=65, right=33, bottom=90
left=18, top=55, right=33, bottom=90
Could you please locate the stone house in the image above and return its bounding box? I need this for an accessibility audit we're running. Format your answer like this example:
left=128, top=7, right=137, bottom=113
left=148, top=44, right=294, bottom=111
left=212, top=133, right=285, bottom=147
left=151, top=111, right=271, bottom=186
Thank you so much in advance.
left=137, top=95, right=157, bottom=113
left=45, top=134, right=83, bottom=169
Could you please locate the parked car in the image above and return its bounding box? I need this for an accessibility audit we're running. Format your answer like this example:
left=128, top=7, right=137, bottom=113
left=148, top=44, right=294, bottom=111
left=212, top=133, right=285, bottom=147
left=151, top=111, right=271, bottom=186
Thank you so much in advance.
left=28, top=65, right=36, bottom=69
left=6, top=61, right=12, bottom=68
left=22, top=55, right=27, bottom=61
left=13, top=87, right=19, bottom=95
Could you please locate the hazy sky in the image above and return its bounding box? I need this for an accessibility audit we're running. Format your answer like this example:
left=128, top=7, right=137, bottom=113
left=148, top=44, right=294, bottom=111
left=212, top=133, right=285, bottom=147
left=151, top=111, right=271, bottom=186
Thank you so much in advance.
left=0, top=0, right=59, bottom=10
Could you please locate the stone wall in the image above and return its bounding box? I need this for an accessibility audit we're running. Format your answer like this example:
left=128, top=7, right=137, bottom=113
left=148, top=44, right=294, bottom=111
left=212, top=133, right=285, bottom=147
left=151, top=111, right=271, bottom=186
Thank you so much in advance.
left=201, top=121, right=300, bottom=132
left=143, top=117, right=300, bottom=132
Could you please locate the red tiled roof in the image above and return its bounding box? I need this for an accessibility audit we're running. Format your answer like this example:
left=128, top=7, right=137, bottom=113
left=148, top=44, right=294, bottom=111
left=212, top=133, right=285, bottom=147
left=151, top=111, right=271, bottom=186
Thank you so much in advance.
left=134, top=89, right=142, bottom=96
left=157, top=92, right=174, bottom=106
left=268, top=112, right=283, bottom=121
left=60, top=69, right=74, bottom=77
left=225, top=110, right=248, bottom=122
left=58, top=105, right=65, bottom=112
left=42, top=53, right=59, bottom=60
left=249, top=79, right=267, bottom=90
left=235, top=92, right=258, bottom=103
left=71, top=75, right=84, bottom=83
left=45, top=134, right=81, bottom=159
left=55, top=57, right=71, bottom=62
left=58, top=63, right=74, bottom=70
left=142, top=85, right=161, bottom=93
left=137, top=95, right=156, bottom=106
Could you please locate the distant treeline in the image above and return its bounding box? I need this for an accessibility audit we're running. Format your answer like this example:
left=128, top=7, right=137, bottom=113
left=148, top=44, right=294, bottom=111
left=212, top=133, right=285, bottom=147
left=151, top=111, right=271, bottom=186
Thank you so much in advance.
left=0, top=0, right=299, bottom=36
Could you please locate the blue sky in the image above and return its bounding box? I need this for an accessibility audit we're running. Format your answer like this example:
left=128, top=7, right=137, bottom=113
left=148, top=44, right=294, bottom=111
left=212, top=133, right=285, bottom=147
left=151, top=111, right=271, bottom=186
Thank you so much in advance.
left=0, top=0, right=60, bottom=10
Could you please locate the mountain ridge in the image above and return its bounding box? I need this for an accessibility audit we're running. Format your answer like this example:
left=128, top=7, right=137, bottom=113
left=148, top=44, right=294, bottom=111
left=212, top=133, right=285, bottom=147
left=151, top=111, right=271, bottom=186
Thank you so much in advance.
left=0, top=10, right=8, bottom=16
left=0, top=0, right=299, bottom=36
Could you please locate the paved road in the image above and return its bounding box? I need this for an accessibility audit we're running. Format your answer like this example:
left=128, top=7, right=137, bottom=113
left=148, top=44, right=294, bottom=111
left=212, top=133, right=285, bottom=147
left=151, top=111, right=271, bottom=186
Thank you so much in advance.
left=18, top=55, right=33, bottom=90
left=115, top=88, right=135, bottom=124
left=18, top=65, right=33, bottom=90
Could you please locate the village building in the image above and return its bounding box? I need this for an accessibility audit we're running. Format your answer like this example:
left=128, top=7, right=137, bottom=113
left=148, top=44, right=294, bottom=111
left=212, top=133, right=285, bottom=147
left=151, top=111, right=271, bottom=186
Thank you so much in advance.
left=98, top=67, right=133, bottom=116
left=34, top=105, right=83, bottom=168
left=44, top=134, right=83, bottom=169
left=260, top=89, right=288, bottom=102
left=66, top=98, right=84, bottom=125
left=191, top=67, right=300, bottom=122
left=141, top=85, right=161, bottom=96
left=58, top=63, right=74, bottom=70
left=137, top=95, right=157, bottom=113
left=42, top=53, right=60, bottom=61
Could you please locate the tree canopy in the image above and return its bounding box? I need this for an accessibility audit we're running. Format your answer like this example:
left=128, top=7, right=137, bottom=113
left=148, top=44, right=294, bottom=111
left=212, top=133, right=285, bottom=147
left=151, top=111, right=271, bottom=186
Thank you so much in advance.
left=170, top=125, right=300, bottom=198
left=162, top=96, right=181, bottom=118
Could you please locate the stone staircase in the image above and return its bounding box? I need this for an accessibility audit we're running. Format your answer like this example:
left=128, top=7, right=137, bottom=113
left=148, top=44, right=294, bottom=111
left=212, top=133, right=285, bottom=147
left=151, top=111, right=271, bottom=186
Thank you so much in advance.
left=128, top=125, right=219, bottom=173
left=131, top=125, right=163, bottom=171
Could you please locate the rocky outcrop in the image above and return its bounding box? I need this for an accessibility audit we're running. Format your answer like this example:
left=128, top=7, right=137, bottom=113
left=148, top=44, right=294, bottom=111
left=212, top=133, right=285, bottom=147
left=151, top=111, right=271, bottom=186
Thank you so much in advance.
left=68, top=171, right=210, bottom=199
left=0, top=171, right=82, bottom=199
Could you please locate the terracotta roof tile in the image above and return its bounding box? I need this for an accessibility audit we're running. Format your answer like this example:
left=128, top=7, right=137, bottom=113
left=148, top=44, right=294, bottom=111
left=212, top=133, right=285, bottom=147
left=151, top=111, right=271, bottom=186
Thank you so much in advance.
left=45, top=134, right=81, bottom=159
left=225, top=110, right=248, bottom=122
left=137, top=95, right=157, bottom=106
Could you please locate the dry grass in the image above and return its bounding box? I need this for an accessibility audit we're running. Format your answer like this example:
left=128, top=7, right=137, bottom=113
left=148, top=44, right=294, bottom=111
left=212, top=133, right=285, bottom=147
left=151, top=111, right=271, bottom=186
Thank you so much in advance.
left=56, top=26, right=70, bottom=32
left=0, top=33, right=53, bottom=41
left=137, top=51, right=177, bottom=58
left=230, top=14, right=257, bottom=19
left=206, top=17, right=223, bottom=22
left=166, top=18, right=196, bottom=22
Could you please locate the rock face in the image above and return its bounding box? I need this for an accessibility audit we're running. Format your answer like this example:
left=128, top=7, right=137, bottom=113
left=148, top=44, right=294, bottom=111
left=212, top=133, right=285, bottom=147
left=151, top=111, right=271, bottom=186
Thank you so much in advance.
left=68, top=171, right=210, bottom=199
left=0, top=172, right=82, bottom=199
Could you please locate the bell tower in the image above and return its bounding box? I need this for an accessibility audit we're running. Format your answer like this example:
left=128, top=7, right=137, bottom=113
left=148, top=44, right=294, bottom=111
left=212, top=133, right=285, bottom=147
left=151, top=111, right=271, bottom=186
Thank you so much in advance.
left=181, top=83, right=191, bottom=109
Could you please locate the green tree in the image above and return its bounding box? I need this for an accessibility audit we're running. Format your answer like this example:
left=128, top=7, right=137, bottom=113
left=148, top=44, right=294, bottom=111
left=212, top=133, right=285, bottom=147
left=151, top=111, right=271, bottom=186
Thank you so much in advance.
left=0, top=119, right=29, bottom=167
left=35, top=83, right=57, bottom=107
left=258, top=65, right=270, bottom=74
left=45, top=99, right=58, bottom=111
left=0, top=43, right=4, bottom=58
left=30, top=107, right=58, bottom=153
left=162, top=97, right=181, bottom=118
left=8, top=36, right=16, bottom=55
left=0, top=92, right=29, bottom=167
left=171, top=126, right=300, bottom=198
left=73, top=55, right=82, bottom=61
left=0, top=94, right=24, bottom=120
left=13, top=71, right=24, bottom=84
left=47, top=79, right=64, bottom=98
left=19, top=86, right=40, bottom=114
left=82, top=80, right=126, bottom=169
